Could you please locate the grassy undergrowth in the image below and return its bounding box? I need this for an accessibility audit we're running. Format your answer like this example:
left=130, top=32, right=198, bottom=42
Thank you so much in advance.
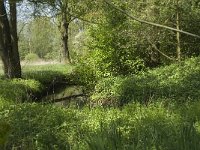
left=0, top=102, right=200, bottom=149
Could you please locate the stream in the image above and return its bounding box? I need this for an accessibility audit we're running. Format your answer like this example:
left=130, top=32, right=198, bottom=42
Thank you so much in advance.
left=41, top=84, right=87, bottom=108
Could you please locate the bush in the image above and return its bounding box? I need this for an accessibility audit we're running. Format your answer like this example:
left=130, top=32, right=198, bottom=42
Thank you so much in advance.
left=0, top=121, right=10, bottom=149
left=24, top=53, right=40, bottom=62
left=72, top=60, right=100, bottom=92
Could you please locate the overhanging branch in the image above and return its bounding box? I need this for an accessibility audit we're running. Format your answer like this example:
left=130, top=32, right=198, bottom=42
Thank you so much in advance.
left=147, top=38, right=175, bottom=61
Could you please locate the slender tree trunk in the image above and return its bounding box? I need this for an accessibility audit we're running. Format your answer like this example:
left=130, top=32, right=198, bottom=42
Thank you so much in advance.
left=176, top=0, right=181, bottom=61
left=0, top=0, right=21, bottom=78
left=61, top=13, right=71, bottom=63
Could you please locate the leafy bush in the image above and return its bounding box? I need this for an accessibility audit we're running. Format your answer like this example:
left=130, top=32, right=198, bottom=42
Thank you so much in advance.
left=0, top=121, right=10, bottom=149
left=24, top=53, right=40, bottom=62
left=72, top=58, right=101, bottom=92
left=87, top=1, right=145, bottom=76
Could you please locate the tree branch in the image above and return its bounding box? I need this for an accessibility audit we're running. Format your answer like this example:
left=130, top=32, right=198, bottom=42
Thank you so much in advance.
left=147, top=38, right=175, bottom=61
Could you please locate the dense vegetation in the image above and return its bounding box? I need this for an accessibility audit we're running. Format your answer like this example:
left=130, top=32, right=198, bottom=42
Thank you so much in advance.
left=1, top=0, right=200, bottom=149
left=0, top=57, right=200, bottom=149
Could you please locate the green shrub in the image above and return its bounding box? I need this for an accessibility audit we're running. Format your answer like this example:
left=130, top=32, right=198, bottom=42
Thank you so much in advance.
left=73, top=61, right=100, bottom=92
left=24, top=53, right=40, bottom=62
left=87, top=1, right=146, bottom=77
left=0, top=121, right=10, bottom=149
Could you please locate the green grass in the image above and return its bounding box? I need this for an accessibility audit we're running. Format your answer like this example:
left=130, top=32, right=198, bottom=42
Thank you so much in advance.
left=22, top=64, right=74, bottom=83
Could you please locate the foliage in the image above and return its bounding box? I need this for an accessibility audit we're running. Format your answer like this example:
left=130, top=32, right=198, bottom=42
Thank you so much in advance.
left=92, top=57, right=200, bottom=106
left=0, top=121, right=10, bottom=149
left=72, top=55, right=103, bottom=92
left=128, top=0, right=200, bottom=63
left=18, top=16, right=61, bottom=60
left=24, top=53, right=40, bottom=62
left=0, top=104, right=77, bottom=149
left=0, top=59, right=200, bottom=149
left=86, top=1, right=145, bottom=76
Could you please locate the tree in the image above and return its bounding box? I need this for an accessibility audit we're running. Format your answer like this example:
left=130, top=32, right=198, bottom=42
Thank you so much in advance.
left=18, top=17, right=61, bottom=60
left=86, top=0, right=145, bottom=76
left=106, top=0, right=200, bottom=65
left=29, top=0, right=94, bottom=63
left=0, top=0, right=21, bottom=78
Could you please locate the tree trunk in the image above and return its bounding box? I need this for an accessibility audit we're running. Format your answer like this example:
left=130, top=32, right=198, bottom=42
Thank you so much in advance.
left=176, top=0, right=181, bottom=61
left=61, top=13, right=71, bottom=63
left=9, top=1, right=22, bottom=77
left=0, top=0, right=21, bottom=78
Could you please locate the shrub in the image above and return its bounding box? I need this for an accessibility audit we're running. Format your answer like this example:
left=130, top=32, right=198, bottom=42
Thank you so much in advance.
left=24, top=53, right=40, bottom=62
left=0, top=121, right=10, bottom=149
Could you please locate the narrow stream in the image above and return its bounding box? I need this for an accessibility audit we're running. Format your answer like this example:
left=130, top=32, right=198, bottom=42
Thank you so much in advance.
left=42, top=85, right=87, bottom=108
